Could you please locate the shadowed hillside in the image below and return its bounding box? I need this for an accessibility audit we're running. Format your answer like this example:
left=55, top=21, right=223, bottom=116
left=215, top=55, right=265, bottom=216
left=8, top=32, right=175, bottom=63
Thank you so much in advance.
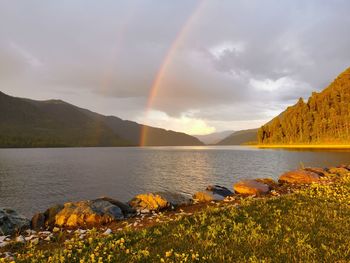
left=217, top=129, right=258, bottom=145
left=194, top=130, right=234, bottom=145
left=258, top=67, right=350, bottom=144
left=0, top=92, right=203, bottom=147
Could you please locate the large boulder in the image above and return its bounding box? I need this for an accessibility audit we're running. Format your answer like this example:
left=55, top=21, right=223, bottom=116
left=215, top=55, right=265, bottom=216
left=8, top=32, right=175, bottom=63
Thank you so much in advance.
left=193, top=191, right=223, bottom=202
left=31, top=204, right=64, bottom=230
left=206, top=185, right=233, bottom=197
left=129, top=193, right=170, bottom=212
left=193, top=185, right=233, bottom=203
left=279, top=170, right=320, bottom=184
left=0, top=208, right=30, bottom=235
left=54, top=198, right=127, bottom=227
left=155, top=192, right=192, bottom=206
left=233, top=180, right=270, bottom=195
left=98, top=197, right=136, bottom=217
left=31, top=213, right=46, bottom=230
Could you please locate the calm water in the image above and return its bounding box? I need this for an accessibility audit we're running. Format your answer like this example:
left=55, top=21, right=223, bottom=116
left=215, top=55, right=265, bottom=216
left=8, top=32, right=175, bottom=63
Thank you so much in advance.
left=1, top=146, right=350, bottom=217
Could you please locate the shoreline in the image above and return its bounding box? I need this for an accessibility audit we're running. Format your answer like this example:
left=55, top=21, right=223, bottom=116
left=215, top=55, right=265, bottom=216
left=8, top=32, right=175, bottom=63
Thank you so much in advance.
left=253, top=144, right=350, bottom=149
left=1, top=165, right=350, bottom=261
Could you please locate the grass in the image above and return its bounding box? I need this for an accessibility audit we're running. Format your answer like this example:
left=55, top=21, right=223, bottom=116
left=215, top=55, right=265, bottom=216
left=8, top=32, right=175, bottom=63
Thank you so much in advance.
left=5, top=175, right=350, bottom=262
left=255, top=144, right=350, bottom=149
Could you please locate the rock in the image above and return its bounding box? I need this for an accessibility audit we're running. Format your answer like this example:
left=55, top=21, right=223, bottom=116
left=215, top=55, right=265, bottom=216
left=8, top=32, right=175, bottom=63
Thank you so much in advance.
left=97, top=197, right=136, bottom=218
left=193, top=185, right=233, bottom=203
left=304, top=167, right=328, bottom=177
left=15, top=235, right=26, bottom=243
left=0, top=236, right=8, bottom=243
left=155, top=192, right=192, bottom=206
left=75, top=229, right=87, bottom=235
left=25, top=235, right=38, bottom=241
left=279, top=170, right=320, bottom=184
left=31, top=213, right=46, bottom=230
left=0, top=241, right=8, bottom=248
left=55, top=199, right=124, bottom=227
left=253, top=178, right=279, bottom=189
left=39, top=231, right=51, bottom=236
left=25, top=229, right=37, bottom=235
left=206, top=185, right=233, bottom=197
left=44, top=204, right=64, bottom=227
left=233, top=180, right=270, bottom=195
left=129, top=193, right=170, bottom=212
left=338, top=164, right=350, bottom=171
left=327, top=167, right=349, bottom=176
left=0, top=208, right=30, bottom=236
left=103, top=228, right=112, bottom=235
left=193, top=191, right=225, bottom=202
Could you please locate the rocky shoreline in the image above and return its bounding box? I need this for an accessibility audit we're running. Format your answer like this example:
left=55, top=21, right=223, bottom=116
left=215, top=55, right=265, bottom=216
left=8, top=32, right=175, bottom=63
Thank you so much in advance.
left=1, top=164, right=349, bottom=260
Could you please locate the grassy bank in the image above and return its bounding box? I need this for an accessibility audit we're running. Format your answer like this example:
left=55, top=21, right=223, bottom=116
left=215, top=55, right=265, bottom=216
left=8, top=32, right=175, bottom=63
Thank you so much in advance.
left=5, top=174, right=350, bottom=262
left=255, top=144, right=350, bottom=149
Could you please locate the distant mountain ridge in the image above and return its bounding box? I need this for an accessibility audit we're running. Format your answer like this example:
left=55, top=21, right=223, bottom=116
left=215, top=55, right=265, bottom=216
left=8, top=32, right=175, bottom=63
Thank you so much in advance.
left=258, top=67, right=350, bottom=144
left=0, top=91, right=203, bottom=147
left=217, top=129, right=258, bottom=145
left=194, top=130, right=234, bottom=145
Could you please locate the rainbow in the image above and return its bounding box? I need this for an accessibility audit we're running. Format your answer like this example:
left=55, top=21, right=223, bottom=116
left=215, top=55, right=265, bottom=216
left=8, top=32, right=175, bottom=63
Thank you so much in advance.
left=140, top=1, right=206, bottom=146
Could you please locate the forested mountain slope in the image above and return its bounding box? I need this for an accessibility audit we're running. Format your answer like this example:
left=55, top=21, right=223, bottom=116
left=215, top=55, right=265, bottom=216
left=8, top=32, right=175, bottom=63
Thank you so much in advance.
left=258, top=68, right=350, bottom=144
left=0, top=92, right=203, bottom=147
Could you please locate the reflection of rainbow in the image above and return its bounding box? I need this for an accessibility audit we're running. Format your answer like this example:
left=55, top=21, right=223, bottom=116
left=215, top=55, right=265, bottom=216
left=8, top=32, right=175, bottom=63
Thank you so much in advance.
left=140, top=1, right=205, bottom=146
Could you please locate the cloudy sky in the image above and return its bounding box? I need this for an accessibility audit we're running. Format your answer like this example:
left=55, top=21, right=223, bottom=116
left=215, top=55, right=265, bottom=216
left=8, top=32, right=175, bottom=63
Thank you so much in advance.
left=1, top=0, right=350, bottom=135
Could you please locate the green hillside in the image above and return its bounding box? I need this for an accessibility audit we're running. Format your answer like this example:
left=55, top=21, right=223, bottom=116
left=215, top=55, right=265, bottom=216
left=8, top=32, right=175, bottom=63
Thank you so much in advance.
left=0, top=92, right=203, bottom=147
left=217, top=129, right=258, bottom=145
left=258, top=67, right=350, bottom=145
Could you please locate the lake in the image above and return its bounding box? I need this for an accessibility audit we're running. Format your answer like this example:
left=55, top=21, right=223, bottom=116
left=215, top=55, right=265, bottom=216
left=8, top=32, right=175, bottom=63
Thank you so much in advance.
left=1, top=146, right=350, bottom=217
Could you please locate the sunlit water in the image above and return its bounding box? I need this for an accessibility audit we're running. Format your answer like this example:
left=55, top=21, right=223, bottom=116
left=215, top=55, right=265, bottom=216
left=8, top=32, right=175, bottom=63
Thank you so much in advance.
left=1, top=146, right=350, bottom=217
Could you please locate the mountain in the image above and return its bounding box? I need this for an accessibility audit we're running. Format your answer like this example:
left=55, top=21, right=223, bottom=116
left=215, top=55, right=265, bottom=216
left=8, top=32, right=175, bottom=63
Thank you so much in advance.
left=0, top=91, right=203, bottom=147
left=194, top=130, right=234, bottom=145
left=258, top=67, right=350, bottom=144
left=217, top=129, right=258, bottom=145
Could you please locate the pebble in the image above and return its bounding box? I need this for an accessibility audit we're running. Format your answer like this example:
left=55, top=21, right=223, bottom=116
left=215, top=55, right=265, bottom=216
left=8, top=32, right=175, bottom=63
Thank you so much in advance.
left=75, top=229, right=87, bottom=234
left=140, top=209, right=150, bottom=214
left=103, top=228, right=112, bottom=235
left=0, top=236, right=8, bottom=243
left=53, top=227, right=60, bottom=233
left=25, top=235, right=38, bottom=241
left=0, top=241, right=8, bottom=248
left=15, top=235, right=26, bottom=243
left=39, top=231, right=52, bottom=236
left=25, top=229, right=37, bottom=235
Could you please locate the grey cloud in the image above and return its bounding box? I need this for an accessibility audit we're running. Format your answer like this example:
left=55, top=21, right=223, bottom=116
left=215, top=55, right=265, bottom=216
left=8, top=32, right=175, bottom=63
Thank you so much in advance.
left=0, top=0, right=350, bottom=130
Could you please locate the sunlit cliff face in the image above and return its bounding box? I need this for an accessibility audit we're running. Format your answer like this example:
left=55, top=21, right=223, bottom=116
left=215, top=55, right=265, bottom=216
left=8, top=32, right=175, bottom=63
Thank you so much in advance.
left=1, top=0, right=350, bottom=134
